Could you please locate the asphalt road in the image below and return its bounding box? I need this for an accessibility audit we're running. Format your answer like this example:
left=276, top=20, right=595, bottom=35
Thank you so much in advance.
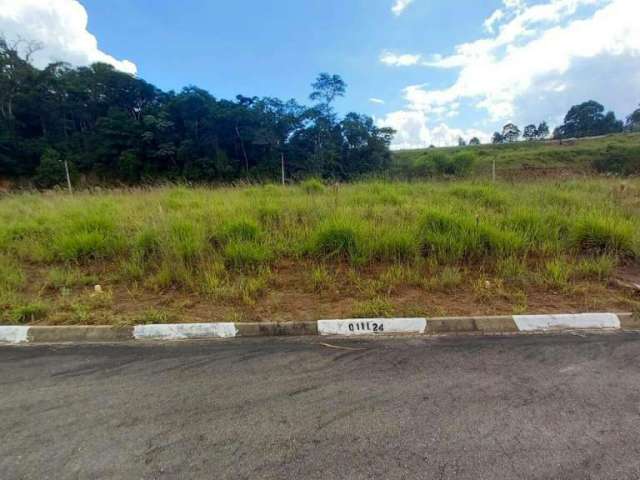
left=2, top=333, right=640, bottom=480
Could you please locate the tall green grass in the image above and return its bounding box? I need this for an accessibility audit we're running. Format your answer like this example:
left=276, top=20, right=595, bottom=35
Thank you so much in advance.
left=0, top=179, right=638, bottom=306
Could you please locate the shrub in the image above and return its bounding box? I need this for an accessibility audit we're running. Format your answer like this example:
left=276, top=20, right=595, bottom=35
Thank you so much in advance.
left=592, top=145, right=640, bottom=175
left=34, top=149, right=73, bottom=189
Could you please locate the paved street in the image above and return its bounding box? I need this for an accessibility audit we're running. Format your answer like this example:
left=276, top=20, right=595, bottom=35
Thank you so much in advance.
left=2, top=333, right=640, bottom=479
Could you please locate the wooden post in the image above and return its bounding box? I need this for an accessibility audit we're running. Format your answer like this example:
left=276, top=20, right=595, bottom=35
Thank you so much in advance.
left=492, top=159, right=496, bottom=183
left=64, top=160, right=73, bottom=195
left=281, top=153, right=285, bottom=185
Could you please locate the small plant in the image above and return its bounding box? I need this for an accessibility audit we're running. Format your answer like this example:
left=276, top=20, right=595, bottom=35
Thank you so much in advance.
left=11, top=302, right=48, bottom=324
left=0, top=255, right=25, bottom=295
left=428, top=266, right=464, bottom=292
left=47, top=267, right=99, bottom=289
left=543, top=258, right=572, bottom=290
left=574, top=255, right=616, bottom=281
left=309, top=265, right=332, bottom=293
left=352, top=296, right=394, bottom=318
left=136, top=308, right=175, bottom=325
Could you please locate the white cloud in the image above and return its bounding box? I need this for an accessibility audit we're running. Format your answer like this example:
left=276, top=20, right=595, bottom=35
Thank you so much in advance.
left=369, top=98, right=385, bottom=104
left=378, top=110, right=490, bottom=149
left=380, top=0, right=640, bottom=147
left=407, top=0, right=640, bottom=121
left=0, top=0, right=137, bottom=74
left=392, top=0, right=414, bottom=16
left=380, top=51, right=423, bottom=67
left=484, top=9, right=505, bottom=33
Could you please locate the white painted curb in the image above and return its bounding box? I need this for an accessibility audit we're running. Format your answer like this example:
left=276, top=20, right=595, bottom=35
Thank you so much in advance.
left=318, top=318, right=427, bottom=336
left=133, top=323, right=238, bottom=340
left=0, top=326, right=30, bottom=344
left=513, top=313, right=621, bottom=332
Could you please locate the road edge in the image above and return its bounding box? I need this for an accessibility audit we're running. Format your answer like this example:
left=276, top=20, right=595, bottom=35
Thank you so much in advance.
left=1, top=312, right=638, bottom=344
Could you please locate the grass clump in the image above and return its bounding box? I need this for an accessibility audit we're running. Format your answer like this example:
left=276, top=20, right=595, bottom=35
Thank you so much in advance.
left=0, top=255, right=25, bottom=295
left=352, top=296, right=394, bottom=318
left=574, top=255, right=616, bottom=281
left=309, top=265, right=333, bottom=293
left=419, top=211, right=524, bottom=262
left=301, top=178, right=325, bottom=194
left=570, top=216, right=635, bottom=257
left=10, top=302, right=48, bottom=324
left=218, top=219, right=260, bottom=243
left=224, top=240, right=272, bottom=270
left=311, top=221, right=360, bottom=260
left=366, top=230, right=419, bottom=263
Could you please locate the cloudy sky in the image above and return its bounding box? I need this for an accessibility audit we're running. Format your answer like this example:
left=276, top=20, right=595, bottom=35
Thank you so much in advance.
left=1, top=0, right=639, bottom=148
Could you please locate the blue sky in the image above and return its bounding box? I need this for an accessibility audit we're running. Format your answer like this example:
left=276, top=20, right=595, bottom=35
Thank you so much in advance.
left=77, top=0, right=492, bottom=114
left=2, top=0, right=639, bottom=147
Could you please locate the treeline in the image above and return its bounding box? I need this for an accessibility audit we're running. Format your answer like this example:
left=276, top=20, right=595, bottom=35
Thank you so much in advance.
left=489, top=100, right=640, bottom=145
left=0, top=39, right=395, bottom=187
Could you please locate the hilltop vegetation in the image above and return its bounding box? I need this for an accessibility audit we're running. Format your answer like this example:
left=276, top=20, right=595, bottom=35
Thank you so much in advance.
left=1, top=179, right=638, bottom=325
left=392, top=132, right=640, bottom=179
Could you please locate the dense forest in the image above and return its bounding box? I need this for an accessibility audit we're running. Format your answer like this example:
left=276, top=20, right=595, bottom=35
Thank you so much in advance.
left=0, top=38, right=395, bottom=186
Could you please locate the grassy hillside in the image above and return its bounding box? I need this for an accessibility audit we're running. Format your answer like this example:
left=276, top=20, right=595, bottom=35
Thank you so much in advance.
left=392, top=132, right=640, bottom=179
left=1, top=178, right=639, bottom=325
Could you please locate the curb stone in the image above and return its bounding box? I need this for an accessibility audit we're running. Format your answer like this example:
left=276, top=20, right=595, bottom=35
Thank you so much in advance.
left=0, top=313, right=637, bottom=344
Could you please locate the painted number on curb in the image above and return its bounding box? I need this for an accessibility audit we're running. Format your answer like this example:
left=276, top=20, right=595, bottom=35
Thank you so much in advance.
left=348, top=321, right=384, bottom=333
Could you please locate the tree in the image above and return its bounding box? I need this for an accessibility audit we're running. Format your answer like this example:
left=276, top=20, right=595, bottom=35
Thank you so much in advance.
left=536, top=121, right=549, bottom=139
left=502, top=123, right=520, bottom=143
left=523, top=124, right=537, bottom=141
left=554, top=100, right=623, bottom=139
left=469, top=137, right=480, bottom=145
left=457, top=137, right=467, bottom=147
left=492, top=132, right=504, bottom=144
left=626, top=105, right=640, bottom=131
left=0, top=42, right=395, bottom=185
left=309, top=73, right=347, bottom=106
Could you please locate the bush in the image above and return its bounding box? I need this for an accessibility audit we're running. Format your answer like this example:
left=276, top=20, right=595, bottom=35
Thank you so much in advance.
left=411, top=152, right=475, bottom=178
left=592, top=145, right=640, bottom=175
left=34, top=149, right=73, bottom=189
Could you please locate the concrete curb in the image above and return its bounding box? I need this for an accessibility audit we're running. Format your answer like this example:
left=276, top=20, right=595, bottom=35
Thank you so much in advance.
left=0, top=313, right=638, bottom=344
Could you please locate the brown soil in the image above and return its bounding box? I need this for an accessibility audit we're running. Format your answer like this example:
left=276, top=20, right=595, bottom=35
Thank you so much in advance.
left=16, top=260, right=640, bottom=326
